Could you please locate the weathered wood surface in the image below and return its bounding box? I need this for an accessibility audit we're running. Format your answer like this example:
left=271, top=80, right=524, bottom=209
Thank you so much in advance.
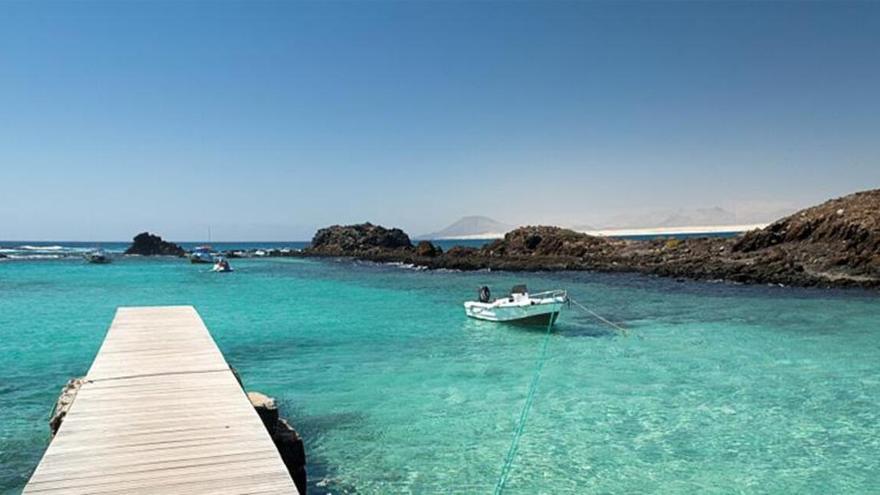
left=24, top=306, right=299, bottom=495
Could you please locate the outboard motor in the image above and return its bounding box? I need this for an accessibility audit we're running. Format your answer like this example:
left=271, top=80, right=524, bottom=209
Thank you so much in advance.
left=478, top=286, right=491, bottom=303
left=510, top=284, right=528, bottom=295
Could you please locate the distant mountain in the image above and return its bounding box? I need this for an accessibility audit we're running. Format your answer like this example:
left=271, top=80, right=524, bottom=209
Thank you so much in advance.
left=419, top=216, right=514, bottom=239
left=587, top=207, right=742, bottom=230
left=656, top=207, right=737, bottom=227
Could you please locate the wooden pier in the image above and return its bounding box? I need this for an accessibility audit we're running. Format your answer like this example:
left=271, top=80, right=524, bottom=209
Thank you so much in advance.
left=24, top=306, right=300, bottom=495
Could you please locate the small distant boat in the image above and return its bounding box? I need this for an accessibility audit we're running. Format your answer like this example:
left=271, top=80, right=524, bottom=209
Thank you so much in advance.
left=464, top=285, right=567, bottom=326
left=190, top=245, right=215, bottom=264
left=83, top=249, right=111, bottom=264
left=212, top=257, right=233, bottom=273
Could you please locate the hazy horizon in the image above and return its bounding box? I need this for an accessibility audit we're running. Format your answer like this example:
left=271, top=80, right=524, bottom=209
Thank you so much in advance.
left=0, top=197, right=844, bottom=242
left=2, top=1, right=878, bottom=241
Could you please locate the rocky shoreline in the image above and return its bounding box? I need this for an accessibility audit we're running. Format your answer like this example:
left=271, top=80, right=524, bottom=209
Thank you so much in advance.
left=296, top=190, right=880, bottom=289
left=113, top=190, right=879, bottom=289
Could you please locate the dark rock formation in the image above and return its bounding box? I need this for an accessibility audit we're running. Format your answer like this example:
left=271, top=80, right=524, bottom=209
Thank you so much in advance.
left=124, top=232, right=185, bottom=256
left=49, top=377, right=85, bottom=436
left=484, top=226, right=612, bottom=258
left=415, top=240, right=441, bottom=257
left=249, top=392, right=307, bottom=494
left=722, top=190, right=880, bottom=286
left=734, top=190, right=880, bottom=253
left=298, top=190, right=880, bottom=289
left=309, top=223, right=412, bottom=255
left=445, top=246, right=479, bottom=257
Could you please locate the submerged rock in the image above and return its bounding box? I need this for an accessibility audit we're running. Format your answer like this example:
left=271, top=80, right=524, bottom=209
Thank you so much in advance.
left=124, top=232, right=185, bottom=256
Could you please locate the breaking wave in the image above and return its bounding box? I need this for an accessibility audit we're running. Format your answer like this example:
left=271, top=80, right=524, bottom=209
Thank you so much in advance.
left=0, top=243, right=121, bottom=260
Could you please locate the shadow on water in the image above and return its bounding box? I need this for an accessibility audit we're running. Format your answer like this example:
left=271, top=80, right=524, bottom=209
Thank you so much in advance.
left=554, top=321, right=617, bottom=338
left=223, top=336, right=339, bottom=365
left=274, top=399, right=362, bottom=495
left=491, top=319, right=616, bottom=339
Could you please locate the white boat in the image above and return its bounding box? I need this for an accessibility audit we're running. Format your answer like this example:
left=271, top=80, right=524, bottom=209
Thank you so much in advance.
left=190, top=245, right=215, bottom=264
left=464, top=285, right=567, bottom=326
left=212, top=257, right=233, bottom=272
left=84, top=249, right=111, bottom=264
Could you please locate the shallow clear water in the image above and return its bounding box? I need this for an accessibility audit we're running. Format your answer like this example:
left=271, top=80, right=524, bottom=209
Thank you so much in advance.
left=1, top=257, right=878, bottom=494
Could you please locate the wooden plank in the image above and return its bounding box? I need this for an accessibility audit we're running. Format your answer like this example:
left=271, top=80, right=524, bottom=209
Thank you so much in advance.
left=24, top=306, right=299, bottom=495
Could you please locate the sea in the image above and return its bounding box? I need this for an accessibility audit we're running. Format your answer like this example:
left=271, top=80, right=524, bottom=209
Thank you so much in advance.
left=0, top=239, right=493, bottom=261
left=1, top=241, right=878, bottom=494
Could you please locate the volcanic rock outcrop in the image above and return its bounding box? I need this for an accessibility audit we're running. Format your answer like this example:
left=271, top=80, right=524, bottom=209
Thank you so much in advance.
left=248, top=392, right=307, bottom=494
left=309, top=223, right=412, bottom=255
left=124, top=232, right=185, bottom=256
left=300, top=190, right=880, bottom=289
left=728, top=189, right=880, bottom=285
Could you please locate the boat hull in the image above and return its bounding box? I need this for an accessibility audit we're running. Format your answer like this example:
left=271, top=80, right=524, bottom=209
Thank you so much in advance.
left=464, top=301, right=564, bottom=326
left=84, top=251, right=111, bottom=264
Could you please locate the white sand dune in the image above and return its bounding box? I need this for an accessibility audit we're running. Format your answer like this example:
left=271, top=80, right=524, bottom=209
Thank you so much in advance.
left=434, top=224, right=768, bottom=240
left=578, top=224, right=768, bottom=237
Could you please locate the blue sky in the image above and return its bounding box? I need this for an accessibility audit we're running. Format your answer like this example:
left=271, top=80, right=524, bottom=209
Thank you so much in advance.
left=1, top=0, right=878, bottom=240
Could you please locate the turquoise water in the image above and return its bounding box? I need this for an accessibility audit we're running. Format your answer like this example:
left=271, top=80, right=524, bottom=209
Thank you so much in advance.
left=1, top=256, right=878, bottom=494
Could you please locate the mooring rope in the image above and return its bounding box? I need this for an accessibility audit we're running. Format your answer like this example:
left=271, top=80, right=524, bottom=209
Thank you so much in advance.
left=493, top=297, right=629, bottom=494
left=568, top=298, right=628, bottom=336
left=493, top=312, right=555, bottom=495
